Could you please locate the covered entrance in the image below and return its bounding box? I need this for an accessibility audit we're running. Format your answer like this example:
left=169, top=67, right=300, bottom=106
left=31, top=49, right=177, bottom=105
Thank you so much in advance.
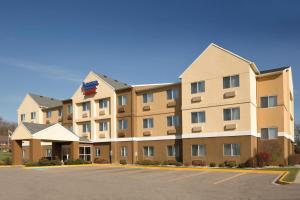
left=11, top=123, right=80, bottom=165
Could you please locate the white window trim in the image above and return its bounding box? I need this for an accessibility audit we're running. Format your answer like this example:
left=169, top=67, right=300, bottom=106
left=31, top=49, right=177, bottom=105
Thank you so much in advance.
left=224, top=75, right=240, bottom=89
left=261, top=96, right=278, bottom=108
left=167, top=145, right=176, bottom=157
left=223, top=144, right=240, bottom=156
left=191, top=112, right=205, bottom=123
left=118, top=96, right=127, bottom=106
left=261, top=128, right=278, bottom=140
left=191, top=81, right=205, bottom=94
left=224, top=107, right=240, bottom=121
left=143, top=118, right=153, bottom=129
left=99, top=121, right=108, bottom=132
left=191, top=144, right=206, bottom=157
left=118, top=119, right=127, bottom=130
left=120, top=146, right=128, bottom=157
left=167, top=89, right=178, bottom=100
left=95, top=147, right=101, bottom=157
left=144, top=146, right=154, bottom=157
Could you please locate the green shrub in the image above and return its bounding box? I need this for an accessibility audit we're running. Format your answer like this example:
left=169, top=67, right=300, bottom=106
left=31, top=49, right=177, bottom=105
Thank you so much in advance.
left=209, top=162, right=216, bottom=167
left=24, top=159, right=61, bottom=167
left=64, top=159, right=91, bottom=165
left=192, top=160, right=206, bottom=166
left=278, top=164, right=285, bottom=167
left=256, top=152, right=271, bottom=167
left=288, top=154, right=300, bottom=166
left=0, top=160, right=5, bottom=165
left=24, top=161, right=39, bottom=167
left=94, top=158, right=109, bottom=164
left=136, top=160, right=160, bottom=165
left=38, top=159, right=51, bottom=166
left=238, top=163, right=246, bottom=168
left=245, top=157, right=257, bottom=168
left=224, top=161, right=236, bottom=168
left=161, top=160, right=183, bottom=166
left=120, top=159, right=127, bottom=165
left=50, top=160, right=62, bottom=166
left=218, top=163, right=225, bottom=167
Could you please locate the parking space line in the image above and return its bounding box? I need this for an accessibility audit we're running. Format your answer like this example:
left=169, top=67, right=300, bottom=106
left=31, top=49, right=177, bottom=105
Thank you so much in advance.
left=213, top=173, right=245, bottom=185
left=165, top=171, right=210, bottom=182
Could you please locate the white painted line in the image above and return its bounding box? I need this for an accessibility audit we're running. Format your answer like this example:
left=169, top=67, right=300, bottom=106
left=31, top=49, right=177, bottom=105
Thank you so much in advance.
left=213, top=173, right=245, bottom=185
left=165, top=171, right=210, bottom=182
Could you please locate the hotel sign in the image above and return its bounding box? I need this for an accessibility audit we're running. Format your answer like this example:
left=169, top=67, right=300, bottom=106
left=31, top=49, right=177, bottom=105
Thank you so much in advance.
left=82, top=81, right=99, bottom=95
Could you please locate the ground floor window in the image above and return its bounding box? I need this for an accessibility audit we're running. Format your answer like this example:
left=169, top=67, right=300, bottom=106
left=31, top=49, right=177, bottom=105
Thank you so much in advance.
left=46, top=149, right=52, bottom=157
left=120, top=146, right=128, bottom=157
left=95, top=147, right=101, bottom=157
left=79, top=146, right=91, bottom=161
left=167, top=145, right=179, bottom=157
left=143, top=146, right=154, bottom=157
left=261, top=128, right=278, bottom=140
left=191, top=144, right=206, bottom=156
left=224, top=144, right=240, bottom=156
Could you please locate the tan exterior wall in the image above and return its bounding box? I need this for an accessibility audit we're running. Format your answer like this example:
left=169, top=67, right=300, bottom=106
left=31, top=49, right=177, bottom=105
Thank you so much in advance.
left=17, top=94, right=43, bottom=124
left=62, top=100, right=73, bottom=129
left=93, top=142, right=111, bottom=162
left=43, top=107, right=62, bottom=124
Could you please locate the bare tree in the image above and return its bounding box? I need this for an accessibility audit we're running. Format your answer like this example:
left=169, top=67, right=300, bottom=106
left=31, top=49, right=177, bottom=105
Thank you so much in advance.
left=0, top=116, right=17, bottom=136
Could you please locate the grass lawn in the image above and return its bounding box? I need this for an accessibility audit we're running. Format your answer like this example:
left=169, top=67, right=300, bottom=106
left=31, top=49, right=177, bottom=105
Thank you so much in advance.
left=260, top=167, right=300, bottom=182
left=0, top=151, right=11, bottom=162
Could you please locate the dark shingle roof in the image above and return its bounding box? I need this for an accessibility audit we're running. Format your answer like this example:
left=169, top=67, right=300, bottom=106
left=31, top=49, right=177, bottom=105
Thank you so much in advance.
left=29, top=93, right=62, bottom=108
left=22, top=122, right=53, bottom=134
left=260, top=66, right=290, bottom=74
left=94, top=72, right=131, bottom=90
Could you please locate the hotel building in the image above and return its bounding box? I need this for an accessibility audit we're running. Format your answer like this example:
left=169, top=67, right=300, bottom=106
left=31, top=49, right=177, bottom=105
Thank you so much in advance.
left=11, top=43, right=295, bottom=165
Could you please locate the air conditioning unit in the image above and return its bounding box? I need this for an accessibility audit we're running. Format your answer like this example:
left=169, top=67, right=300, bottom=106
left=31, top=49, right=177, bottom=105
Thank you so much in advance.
left=192, top=126, right=202, bottom=133
left=167, top=101, right=176, bottom=108
left=143, top=105, right=151, bottom=111
left=143, top=131, right=151, bottom=136
left=191, top=96, right=202, bottom=103
left=99, top=110, right=106, bottom=116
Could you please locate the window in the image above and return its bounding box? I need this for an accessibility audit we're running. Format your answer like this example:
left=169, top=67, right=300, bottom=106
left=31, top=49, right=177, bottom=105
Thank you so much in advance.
left=224, top=144, right=240, bottom=156
left=223, top=75, right=240, bottom=89
left=191, top=144, right=206, bottom=156
left=46, top=149, right=52, bottom=157
left=144, top=146, right=154, bottom=157
left=261, top=128, right=278, bottom=140
left=191, top=112, right=206, bottom=123
left=67, top=104, right=73, bottom=113
left=120, top=146, right=128, bottom=157
left=118, top=96, right=127, bottom=106
left=99, top=99, right=108, bottom=109
left=83, top=122, right=91, bottom=133
left=118, top=119, right=128, bottom=130
left=21, top=114, right=25, bottom=122
left=95, top=148, right=101, bottom=157
left=30, top=112, right=36, bottom=120
left=167, top=89, right=179, bottom=100
left=79, top=147, right=91, bottom=161
left=223, top=107, right=240, bottom=121
left=167, top=145, right=178, bottom=157
left=167, top=115, right=179, bottom=127
left=191, top=81, right=205, bottom=94
left=58, top=109, right=62, bottom=117
left=143, top=118, right=154, bottom=129
left=143, top=93, right=153, bottom=103
left=99, top=121, right=108, bottom=131
left=261, top=96, right=277, bottom=108
left=46, top=111, right=52, bottom=118
left=82, top=102, right=90, bottom=112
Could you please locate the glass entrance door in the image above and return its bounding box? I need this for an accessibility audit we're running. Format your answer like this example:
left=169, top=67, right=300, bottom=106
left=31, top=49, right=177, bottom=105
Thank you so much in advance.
left=61, top=145, right=71, bottom=161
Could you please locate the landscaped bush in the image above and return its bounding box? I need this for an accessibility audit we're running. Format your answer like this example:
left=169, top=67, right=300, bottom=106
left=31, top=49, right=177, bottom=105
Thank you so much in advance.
left=24, top=159, right=61, bottom=167
left=256, top=152, right=271, bottom=167
left=0, top=160, right=6, bottom=165
left=120, top=159, right=127, bottom=165
left=0, top=157, right=12, bottom=165
left=161, top=160, right=183, bottom=166
left=238, top=163, right=246, bottom=168
left=218, top=163, right=225, bottom=167
left=224, top=161, right=236, bottom=168
left=94, top=158, right=109, bottom=164
left=191, top=160, right=206, bottom=166
left=209, top=162, right=216, bottom=167
left=64, top=159, right=91, bottom=165
left=245, top=157, right=257, bottom=168
left=288, top=154, right=300, bottom=166
left=136, top=160, right=160, bottom=165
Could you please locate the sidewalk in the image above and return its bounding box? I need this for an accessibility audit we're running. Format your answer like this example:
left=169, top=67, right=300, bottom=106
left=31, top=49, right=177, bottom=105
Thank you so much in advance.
left=294, top=165, right=300, bottom=184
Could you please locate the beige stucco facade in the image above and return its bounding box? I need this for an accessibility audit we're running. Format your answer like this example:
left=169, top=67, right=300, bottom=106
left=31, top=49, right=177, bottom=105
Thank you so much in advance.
left=17, top=94, right=44, bottom=124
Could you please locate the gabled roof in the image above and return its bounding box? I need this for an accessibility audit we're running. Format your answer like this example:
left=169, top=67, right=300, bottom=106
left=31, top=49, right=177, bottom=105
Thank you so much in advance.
left=29, top=93, right=62, bottom=109
left=260, top=66, right=290, bottom=74
left=93, top=72, right=131, bottom=90
left=22, top=122, right=53, bottom=134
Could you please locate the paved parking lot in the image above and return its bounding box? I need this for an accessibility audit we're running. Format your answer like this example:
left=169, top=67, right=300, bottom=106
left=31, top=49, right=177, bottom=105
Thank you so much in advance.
left=0, top=166, right=300, bottom=200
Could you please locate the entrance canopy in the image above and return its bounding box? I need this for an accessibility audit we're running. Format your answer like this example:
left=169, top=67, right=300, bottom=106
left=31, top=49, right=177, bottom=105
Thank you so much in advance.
left=11, top=122, right=79, bottom=142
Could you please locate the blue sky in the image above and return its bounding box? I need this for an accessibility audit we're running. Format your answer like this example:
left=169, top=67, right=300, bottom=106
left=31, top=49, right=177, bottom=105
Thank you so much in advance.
left=0, top=0, right=299, bottom=123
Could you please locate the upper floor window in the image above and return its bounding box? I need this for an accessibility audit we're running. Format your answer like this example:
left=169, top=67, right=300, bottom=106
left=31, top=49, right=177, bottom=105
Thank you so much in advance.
left=82, top=102, right=90, bottom=112
left=167, top=115, right=179, bottom=127
left=143, top=118, right=154, bottom=129
left=99, top=121, right=108, bottom=132
left=167, top=89, right=179, bottom=100
left=191, top=81, right=205, bottom=94
left=192, top=144, right=206, bottom=157
left=21, top=114, right=26, bottom=122
left=99, top=99, right=109, bottom=109
left=223, top=107, right=240, bottom=121
left=67, top=104, right=73, bottom=114
left=118, top=96, right=127, bottom=106
left=224, top=144, right=240, bottom=156
left=191, top=111, right=206, bottom=123
left=31, top=112, right=36, bottom=120
left=46, top=111, right=52, bottom=118
left=261, top=128, right=278, bottom=140
left=120, top=146, right=128, bottom=157
left=261, top=96, right=277, bottom=108
left=143, top=93, right=153, bottom=103
left=118, top=119, right=128, bottom=130
left=83, top=122, right=91, bottom=133
left=223, top=75, right=240, bottom=89
left=144, top=146, right=154, bottom=157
